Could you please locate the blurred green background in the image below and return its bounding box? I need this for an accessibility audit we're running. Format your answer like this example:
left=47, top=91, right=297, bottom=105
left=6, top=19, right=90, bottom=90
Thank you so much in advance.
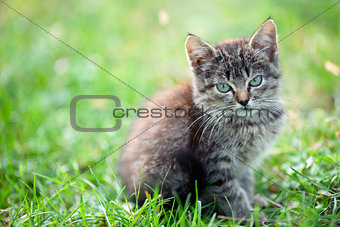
left=0, top=0, right=339, bottom=224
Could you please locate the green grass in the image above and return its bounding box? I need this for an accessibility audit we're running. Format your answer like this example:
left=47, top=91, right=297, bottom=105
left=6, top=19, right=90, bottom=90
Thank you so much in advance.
left=1, top=0, right=340, bottom=225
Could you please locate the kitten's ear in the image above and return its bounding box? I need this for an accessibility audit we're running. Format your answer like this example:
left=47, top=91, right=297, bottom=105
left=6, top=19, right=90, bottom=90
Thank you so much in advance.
left=249, top=19, right=278, bottom=61
left=185, top=34, right=216, bottom=70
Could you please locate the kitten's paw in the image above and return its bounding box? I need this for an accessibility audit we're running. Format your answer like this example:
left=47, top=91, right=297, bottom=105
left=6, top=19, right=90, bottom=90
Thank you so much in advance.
left=253, top=194, right=269, bottom=208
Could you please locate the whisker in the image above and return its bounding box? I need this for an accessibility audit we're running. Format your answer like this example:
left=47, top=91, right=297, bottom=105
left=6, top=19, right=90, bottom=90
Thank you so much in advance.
left=198, top=115, right=218, bottom=145
left=192, top=108, right=223, bottom=145
left=185, top=108, right=222, bottom=132
left=208, top=113, right=225, bottom=145
left=193, top=115, right=212, bottom=144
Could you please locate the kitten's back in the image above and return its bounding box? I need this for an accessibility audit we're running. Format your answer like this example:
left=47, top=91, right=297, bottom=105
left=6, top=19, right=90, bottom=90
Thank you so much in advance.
left=118, top=83, right=197, bottom=201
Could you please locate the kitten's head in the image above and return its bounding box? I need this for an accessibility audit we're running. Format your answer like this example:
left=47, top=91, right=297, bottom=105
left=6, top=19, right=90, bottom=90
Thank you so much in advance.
left=185, top=19, right=283, bottom=123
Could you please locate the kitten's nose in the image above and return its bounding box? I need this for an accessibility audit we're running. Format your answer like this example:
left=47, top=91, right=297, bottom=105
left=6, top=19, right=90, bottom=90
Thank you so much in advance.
left=236, top=91, right=249, bottom=107
left=238, top=98, right=249, bottom=107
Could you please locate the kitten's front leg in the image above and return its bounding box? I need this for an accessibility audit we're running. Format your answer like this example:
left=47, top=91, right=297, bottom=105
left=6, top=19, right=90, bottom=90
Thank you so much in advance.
left=238, top=168, right=254, bottom=203
left=238, top=169, right=269, bottom=210
left=202, top=179, right=253, bottom=218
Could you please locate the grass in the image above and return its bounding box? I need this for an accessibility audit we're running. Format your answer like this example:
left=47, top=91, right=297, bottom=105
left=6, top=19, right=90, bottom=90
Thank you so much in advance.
left=0, top=0, right=340, bottom=225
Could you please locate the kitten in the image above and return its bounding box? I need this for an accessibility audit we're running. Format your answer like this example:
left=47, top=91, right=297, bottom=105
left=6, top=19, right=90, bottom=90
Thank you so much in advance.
left=118, top=18, right=284, bottom=218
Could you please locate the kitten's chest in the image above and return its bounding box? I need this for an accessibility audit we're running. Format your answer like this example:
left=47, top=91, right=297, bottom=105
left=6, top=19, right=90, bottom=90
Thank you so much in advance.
left=200, top=123, right=277, bottom=167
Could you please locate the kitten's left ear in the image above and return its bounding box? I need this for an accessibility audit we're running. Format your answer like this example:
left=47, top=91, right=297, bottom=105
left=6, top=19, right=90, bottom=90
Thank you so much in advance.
left=249, top=18, right=278, bottom=61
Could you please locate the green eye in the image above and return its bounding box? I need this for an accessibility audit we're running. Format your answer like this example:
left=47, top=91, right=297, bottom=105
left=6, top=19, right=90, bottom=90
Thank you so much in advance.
left=249, top=75, right=263, bottom=87
left=216, top=83, right=231, bottom=93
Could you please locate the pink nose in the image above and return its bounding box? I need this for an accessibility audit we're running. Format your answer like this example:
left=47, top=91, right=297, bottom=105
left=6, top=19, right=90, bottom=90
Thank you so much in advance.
left=236, top=91, right=249, bottom=106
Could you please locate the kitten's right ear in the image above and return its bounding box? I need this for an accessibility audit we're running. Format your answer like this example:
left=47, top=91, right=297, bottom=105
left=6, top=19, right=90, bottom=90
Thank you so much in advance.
left=249, top=19, right=278, bottom=61
left=185, top=34, right=216, bottom=70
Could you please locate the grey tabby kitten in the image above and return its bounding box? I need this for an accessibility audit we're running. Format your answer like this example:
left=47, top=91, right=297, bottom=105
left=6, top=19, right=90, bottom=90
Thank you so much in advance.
left=119, top=18, right=284, bottom=218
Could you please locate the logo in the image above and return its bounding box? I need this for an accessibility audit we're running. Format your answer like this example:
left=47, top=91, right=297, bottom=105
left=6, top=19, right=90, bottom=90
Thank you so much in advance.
left=70, top=95, right=121, bottom=132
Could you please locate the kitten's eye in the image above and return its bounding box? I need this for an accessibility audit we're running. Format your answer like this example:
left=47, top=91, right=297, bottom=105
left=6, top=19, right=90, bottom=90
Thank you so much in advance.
left=249, top=75, right=263, bottom=87
left=216, top=83, right=231, bottom=93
